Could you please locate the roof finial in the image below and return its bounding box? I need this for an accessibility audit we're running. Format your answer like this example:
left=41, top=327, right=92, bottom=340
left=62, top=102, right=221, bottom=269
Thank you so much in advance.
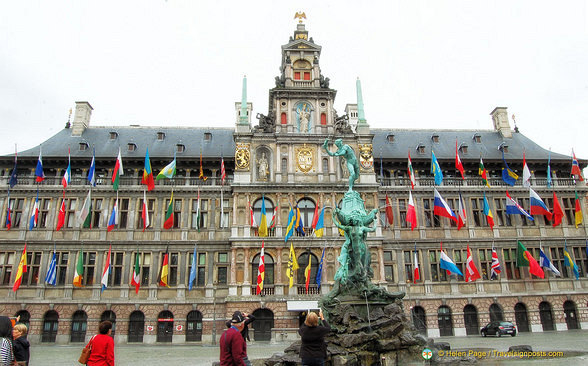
left=239, top=75, right=248, bottom=124
left=512, top=114, right=519, bottom=133
left=294, top=11, right=306, bottom=24
left=356, top=77, right=367, bottom=124
left=65, top=108, right=72, bottom=129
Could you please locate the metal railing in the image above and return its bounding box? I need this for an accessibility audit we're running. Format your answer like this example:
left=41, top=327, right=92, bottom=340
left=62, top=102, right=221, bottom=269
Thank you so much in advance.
left=377, top=176, right=582, bottom=188
left=250, top=286, right=275, bottom=296
left=3, top=176, right=233, bottom=188
left=297, top=285, right=320, bottom=295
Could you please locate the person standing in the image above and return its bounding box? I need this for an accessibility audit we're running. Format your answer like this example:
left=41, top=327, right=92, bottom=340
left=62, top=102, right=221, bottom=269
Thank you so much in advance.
left=0, top=316, right=15, bottom=366
left=225, top=311, right=256, bottom=342
left=12, top=323, right=29, bottom=366
left=87, top=321, right=115, bottom=366
left=220, top=312, right=251, bottom=366
left=299, top=309, right=331, bottom=366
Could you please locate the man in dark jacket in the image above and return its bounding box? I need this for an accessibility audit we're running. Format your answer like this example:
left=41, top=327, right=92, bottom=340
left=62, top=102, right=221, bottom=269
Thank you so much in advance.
left=220, top=312, right=251, bottom=366
left=225, top=311, right=256, bottom=341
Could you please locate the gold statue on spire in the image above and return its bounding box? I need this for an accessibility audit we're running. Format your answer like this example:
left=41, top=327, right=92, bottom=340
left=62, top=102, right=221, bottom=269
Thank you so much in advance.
left=294, top=11, right=306, bottom=23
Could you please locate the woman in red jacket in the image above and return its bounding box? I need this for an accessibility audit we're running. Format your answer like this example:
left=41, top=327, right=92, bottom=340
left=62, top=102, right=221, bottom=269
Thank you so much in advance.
left=87, top=321, right=115, bottom=366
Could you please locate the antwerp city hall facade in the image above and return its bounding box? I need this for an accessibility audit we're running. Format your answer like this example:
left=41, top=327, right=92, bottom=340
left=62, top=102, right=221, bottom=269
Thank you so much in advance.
left=1, top=22, right=587, bottom=345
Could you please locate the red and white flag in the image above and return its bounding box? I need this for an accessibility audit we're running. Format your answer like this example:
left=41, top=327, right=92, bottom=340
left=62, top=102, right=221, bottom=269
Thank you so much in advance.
left=413, top=249, right=420, bottom=284
left=465, top=245, right=481, bottom=282
left=407, top=151, right=416, bottom=190
left=406, top=191, right=417, bottom=230
left=142, top=190, right=150, bottom=232
left=522, top=152, right=531, bottom=187
left=455, top=140, right=465, bottom=180
left=457, top=192, right=467, bottom=230
left=256, top=241, right=265, bottom=295
left=249, top=202, right=257, bottom=227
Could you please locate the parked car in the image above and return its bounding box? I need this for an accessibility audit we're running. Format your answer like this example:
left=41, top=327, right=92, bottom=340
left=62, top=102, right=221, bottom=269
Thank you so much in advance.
left=481, top=321, right=517, bottom=337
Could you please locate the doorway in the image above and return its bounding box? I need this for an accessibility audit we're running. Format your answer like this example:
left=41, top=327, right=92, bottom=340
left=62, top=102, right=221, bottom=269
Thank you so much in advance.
left=437, top=306, right=453, bottom=337
left=252, top=308, right=274, bottom=341
left=463, top=305, right=479, bottom=335
left=157, top=310, right=174, bottom=343
left=514, top=303, right=529, bottom=332
left=563, top=300, right=579, bottom=330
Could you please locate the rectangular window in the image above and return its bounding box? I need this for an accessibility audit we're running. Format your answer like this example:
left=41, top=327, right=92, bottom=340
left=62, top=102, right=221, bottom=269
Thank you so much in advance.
left=219, top=199, right=230, bottom=229
left=0, top=252, right=15, bottom=285
left=173, top=199, right=182, bottom=229
left=429, top=250, right=447, bottom=282
left=139, top=253, right=151, bottom=286
left=423, top=199, right=440, bottom=228
left=137, top=199, right=155, bottom=230
left=452, top=249, right=467, bottom=277
left=494, top=198, right=512, bottom=227
left=91, top=198, right=103, bottom=228
left=550, top=247, right=570, bottom=278
left=38, top=199, right=51, bottom=228
left=398, top=198, right=408, bottom=228
left=502, top=248, right=521, bottom=280
left=561, top=197, right=575, bottom=226
left=22, top=251, right=42, bottom=286
left=6, top=198, right=24, bottom=228
left=303, top=72, right=311, bottom=80
left=168, top=252, right=179, bottom=286
left=82, top=251, right=97, bottom=286
left=383, top=251, right=394, bottom=282
left=118, top=199, right=129, bottom=229
left=573, top=246, right=587, bottom=277
left=478, top=248, right=493, bottom=280
left=470, top=198, right=486, bottom=227
left=403, top=250, right=419, bottom=283
left=197, top=253, right=206, bottom=287
left=517, top=198, right=534, bottom=226
left=217, top=252, right=228, bottom=285
left=66, top=198, right=77, bottom=228
left=57, top=252, right=69, bottom=285
left=294, top=71, right=301, bottom=80
left=444, top=198, right=458, bottom=228
left=108, top=252, right=124, bottom=286
left=191, top=199, right=208, bottom=230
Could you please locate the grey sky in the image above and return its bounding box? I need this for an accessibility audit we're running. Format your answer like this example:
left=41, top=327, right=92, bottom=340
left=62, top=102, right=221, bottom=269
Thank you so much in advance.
left=1, top=1, right=587, bottom=170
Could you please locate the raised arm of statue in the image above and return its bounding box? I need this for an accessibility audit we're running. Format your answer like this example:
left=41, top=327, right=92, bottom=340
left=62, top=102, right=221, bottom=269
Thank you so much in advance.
left=323, top=139, right=335, bottom=156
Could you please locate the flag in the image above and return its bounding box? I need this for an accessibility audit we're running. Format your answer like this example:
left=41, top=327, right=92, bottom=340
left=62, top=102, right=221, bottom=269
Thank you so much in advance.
left=5, top=200, right=11, bottom=231
left=522, top=152, right=531, bottom=188
left=316, top=248, right=325, bottom=289
left=385, top=194, right=394, bottom=226
left=112, top=148, right=124, bottom=190
left=295, top=205, right=305, bottom=236
left=479, top=157, right=490, bottom=188
left=571, top=150, right=584, bottom=181
left=12, top=244, right=27, bottom=292
left=269, top=205, right=278, bottom=229
left=413, top=245, right=420, bottom=283
left=407, top=191, right=417, bottom=230
left=304, top=255, right=312, bottom=293
left=9, top=152, right=17, bottom=188
left=311, top=203, right=320, bottom=230
left=505, top=191, right=534, bottom=221
left=433, top=189, right=457, bottom=222
left=44, top=250, right=57, bottom=286
left=199, top=151, right=207, bottom=181
left=256, top=241, right=265, bottom=295
left=465, top=245, right=481, bottom=282
left=546, top=150, right=552, bottom=188
left=574, top=190, right=583, bottom=228
left=188, top=246, right=197, bottom=291
left=29, top=191, right=39, bottom=230
left=457, top=192, right=467, bottom=230
left=483, top=192, right=495, bottom=230
left=62, top=148, right=71, bottom=188
left=78, top=190, right=93, bottom=228
left=529, top=188, right=552, bottom=220
left=431, top=151, right=443, bottom=185
left=287, top=242, right=299, bottom=288
left=314, top=207, right=325, bottom=238
left=142, top=190, right=150, bottom=232
left=220, top=156, right=226, bottom=185
left=195, top=188, right=201, bottom=232
left=88, top=148, right=96, bottom=187
left=284, top=207, right=296, bottom=243
left=163, top=192, right=174, bottom=230
left=156, top=156, right=177, bottom=180
left=73, top=250, right=84, bottom=287
left=455, top=140, right=465, bottom=180
left=258, top=196, right=268, bottom=237
left=131, top=252, right=141, bottom=294
left=551, top=192, right=564, bottom=227
left=142, top=148, right=155, bottom=191
left=35, top=149, right=45, bottom=182
left=439, top=250, right=463, bottom=276
left=564, top=241, right=580, bottom=280
left=490, top=248, right=501, bottom=280
left=516, top=241, right=544, bottom=278
left=249, top=202, right=257, bottom=228
left=501, top=150, right=518, bottom=186
left=56, top=198, right=66, bottom=231
left=107, top=199, right=118, bottom=232
left=159, top=252, right=169, bottom=287
left=101, top=244, right=112, bottom=292
left=539, top=247, right=561, bottom=276
left=407, top=151, right=416, bottom=190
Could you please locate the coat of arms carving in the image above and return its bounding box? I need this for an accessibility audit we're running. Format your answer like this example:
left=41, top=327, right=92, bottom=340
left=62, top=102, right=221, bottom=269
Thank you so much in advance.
left=235, top=143, right=251, bottom=170
left=296, top=144, right=314, bottom=173
left=358, top=144, right=374, bottom=172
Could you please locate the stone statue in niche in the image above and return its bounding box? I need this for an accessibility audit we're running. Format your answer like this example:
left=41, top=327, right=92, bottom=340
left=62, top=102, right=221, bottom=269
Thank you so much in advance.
left=297, top=103, right=311, bottom=133
left=257, top=152, right=269, bottom=181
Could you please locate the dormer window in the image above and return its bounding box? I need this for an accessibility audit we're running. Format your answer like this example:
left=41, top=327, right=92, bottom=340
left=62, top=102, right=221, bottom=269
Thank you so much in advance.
left=157, top=132, right=166, bottom=141
left=109, top=132, right=118, bottom=140
left=502, top=145, right=509, bottom=153
left=431, top=134, right=440, bottom=143
left=79, top=142, right=89, bottom=151
left=204, top=133, right=212, bottom=141
left=459, top=144, right=468, bottom=154
left=387, top=134, right=395, bottom=143
left=416, top=143, right=426, bottom=154
left=473, top=133, right=482, bottom=143
left=127, top=143, right=137, bottom=152
left=176, top=144, right=185, bottom=153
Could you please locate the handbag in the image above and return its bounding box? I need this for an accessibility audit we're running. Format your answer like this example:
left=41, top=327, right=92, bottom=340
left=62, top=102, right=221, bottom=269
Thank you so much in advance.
left=78, top=335, right=95, bottom=364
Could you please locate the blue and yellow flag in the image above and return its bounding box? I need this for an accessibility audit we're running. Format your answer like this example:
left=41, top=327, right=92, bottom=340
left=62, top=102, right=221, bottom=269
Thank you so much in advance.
left=316, top=248, right=325, bottom=289
left=501, top=150, right=518, bottom=186
left=431, top=151, right=443, bottom=185
left=258, top=196, right=268, bottom=237
left=314, top=207, right=325, bottom=238
left=284, top=206, right=296, bottom=243
left=563, top=241, right=580, bottom=280
left=295, top=205, right=305, bottom=236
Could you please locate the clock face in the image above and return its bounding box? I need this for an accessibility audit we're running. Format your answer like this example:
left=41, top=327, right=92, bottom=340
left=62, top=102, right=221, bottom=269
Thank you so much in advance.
left=235, top=145, right=250, bottom=170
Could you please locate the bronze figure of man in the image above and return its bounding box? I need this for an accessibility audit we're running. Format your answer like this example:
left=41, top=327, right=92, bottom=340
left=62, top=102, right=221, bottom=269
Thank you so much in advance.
left=323, top=138, right=359, bottom=191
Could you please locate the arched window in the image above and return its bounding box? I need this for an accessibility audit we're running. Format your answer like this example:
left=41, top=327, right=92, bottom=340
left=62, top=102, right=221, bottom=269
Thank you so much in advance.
left=293, top=59, right=312, bottom=81
left=71, top=310, right=88, bottom=342
left=489, top=303, right=504, bottom=322
left=297, top=198, right=316, bottom=234
left=186, top=310, right=203, bottom=342
left=252, top=198, right=275, bottom=236
left=437, top=305, right=453, bottom=337
left=251, top=253, right=275, bottom=288
left=296, top=252, right=319, bottom=291
left=128, top=311, right=145, bottom=343
left=42, top=310, right=59, bottom=343
left=14, top=310, right=30, bottom=330
left=157, top=310, right=174, bottom=343
left=411, top=306, right=427, bottom=335
left=101, top=310, right=117, bottom=338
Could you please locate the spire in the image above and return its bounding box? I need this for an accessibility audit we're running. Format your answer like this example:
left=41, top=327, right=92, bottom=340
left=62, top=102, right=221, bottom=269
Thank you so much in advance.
left=240, top=75, right=248, bottom=124
left=356, top=78, right=367, bottom=124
